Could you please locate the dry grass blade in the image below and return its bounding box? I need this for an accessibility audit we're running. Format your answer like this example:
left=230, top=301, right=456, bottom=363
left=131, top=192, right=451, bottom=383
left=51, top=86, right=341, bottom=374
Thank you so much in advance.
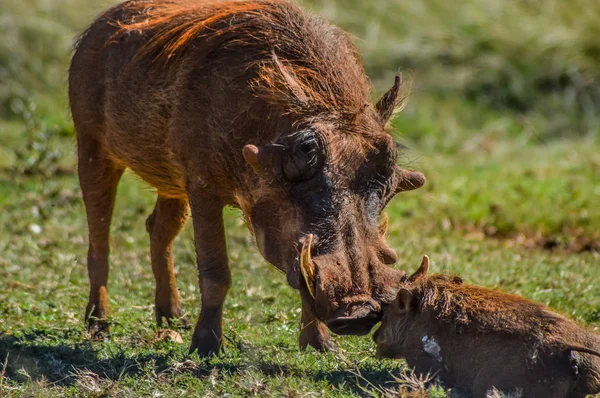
left=485, top=387, right=524, bottom=398
left=382, top=370, right=437, bottom=397
left=0, top=352, right=8, bottom=387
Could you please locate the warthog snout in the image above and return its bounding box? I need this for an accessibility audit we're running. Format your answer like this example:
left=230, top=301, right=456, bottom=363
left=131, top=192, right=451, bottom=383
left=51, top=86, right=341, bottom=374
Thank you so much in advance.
left=297, top=233, right=405, bottom=336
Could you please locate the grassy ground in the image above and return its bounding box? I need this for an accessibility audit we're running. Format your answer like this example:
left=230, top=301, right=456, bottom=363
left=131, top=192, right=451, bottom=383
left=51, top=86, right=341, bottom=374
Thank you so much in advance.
left=1, top=0, right=600, bottom=396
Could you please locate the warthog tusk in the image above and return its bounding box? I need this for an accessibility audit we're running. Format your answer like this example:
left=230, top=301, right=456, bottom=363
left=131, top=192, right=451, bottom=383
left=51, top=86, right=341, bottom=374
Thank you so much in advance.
left=300, top=234, right=316, bottom=299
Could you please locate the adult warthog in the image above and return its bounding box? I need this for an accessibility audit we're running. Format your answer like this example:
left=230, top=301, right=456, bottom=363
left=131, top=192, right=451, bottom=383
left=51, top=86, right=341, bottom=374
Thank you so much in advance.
left=70, top=0, right=425, bottom=356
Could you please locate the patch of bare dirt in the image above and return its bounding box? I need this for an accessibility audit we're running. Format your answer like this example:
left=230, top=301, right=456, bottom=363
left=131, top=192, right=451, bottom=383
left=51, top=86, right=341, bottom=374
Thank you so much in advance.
left=462, top=225, right=600, bottom=254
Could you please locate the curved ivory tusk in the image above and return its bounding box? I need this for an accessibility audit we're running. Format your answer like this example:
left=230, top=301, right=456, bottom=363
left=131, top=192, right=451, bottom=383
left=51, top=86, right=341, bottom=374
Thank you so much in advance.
left=300, top=234, right=316, bottom=299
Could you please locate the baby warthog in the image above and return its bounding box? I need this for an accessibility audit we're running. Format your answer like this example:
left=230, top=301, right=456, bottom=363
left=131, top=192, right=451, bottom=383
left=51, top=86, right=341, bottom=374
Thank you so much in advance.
left=374, top=256, right=600, bottom=398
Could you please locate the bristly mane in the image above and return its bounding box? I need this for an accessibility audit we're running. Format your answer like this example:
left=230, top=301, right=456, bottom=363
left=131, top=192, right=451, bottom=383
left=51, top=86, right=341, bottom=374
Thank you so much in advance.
left=413, top=275, right=563, bottom=339
left=109, top=0, right=376, bottom=125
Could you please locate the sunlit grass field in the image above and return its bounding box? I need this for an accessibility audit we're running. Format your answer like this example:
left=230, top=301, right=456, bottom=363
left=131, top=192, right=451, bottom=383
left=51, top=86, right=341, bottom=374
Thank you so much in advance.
left=1, top=0, right=599, bottom=396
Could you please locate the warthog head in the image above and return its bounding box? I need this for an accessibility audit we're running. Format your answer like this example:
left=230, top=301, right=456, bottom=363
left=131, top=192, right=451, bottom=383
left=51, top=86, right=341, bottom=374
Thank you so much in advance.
left=242, top=69, right=425, bottom=336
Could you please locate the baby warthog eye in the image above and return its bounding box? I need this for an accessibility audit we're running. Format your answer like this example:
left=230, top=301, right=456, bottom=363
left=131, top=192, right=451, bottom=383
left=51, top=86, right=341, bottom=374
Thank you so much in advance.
left=283, top=131, right=322, bottom=182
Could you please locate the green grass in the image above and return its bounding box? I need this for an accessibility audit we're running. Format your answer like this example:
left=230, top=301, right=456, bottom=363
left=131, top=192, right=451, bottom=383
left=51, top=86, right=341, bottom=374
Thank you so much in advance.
left=306, top=0, right=600, bottom=139
left=1, top=168, right=599, bottom=397
left=1, top=122, right=599, bottom=396
left=1, top=0, right=600, bottom=396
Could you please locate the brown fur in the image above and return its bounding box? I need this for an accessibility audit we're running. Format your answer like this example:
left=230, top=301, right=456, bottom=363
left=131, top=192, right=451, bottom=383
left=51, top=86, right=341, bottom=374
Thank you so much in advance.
left=69, top=0, right=425, bottom=356
left=109, top=0, right=377, bottom=126
left=375, top=257, right=600, bottom=398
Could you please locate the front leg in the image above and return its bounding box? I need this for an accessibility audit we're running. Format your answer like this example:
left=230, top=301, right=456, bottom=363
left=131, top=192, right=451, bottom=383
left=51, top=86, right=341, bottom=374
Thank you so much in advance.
left=299, top=292, right=335, bottom=351
left=187, top=189, right=231, bottom=357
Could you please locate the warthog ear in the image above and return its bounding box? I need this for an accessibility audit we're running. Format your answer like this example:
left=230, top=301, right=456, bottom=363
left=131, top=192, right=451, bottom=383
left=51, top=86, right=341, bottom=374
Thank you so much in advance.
left=396, top=288, right=414, bottom=312
left=272, top=52, right=309, bottom=106
left=376, top=74, right=409, bottom=124
left=395, top=166, right=426, bottom=193
left=408, top=255, right=430, bottom=283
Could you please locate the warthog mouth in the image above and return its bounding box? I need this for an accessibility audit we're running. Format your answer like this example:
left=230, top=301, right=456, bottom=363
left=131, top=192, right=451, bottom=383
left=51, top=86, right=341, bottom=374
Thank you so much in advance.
left=297, top=233, right=387, bottom=335
left=326, top=304, right=382, bottom=336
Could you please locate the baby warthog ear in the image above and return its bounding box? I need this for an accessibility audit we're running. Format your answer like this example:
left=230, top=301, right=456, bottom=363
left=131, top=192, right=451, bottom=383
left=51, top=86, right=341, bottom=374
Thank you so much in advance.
left=408, top=255, right=430, bottom=283
left=396, top=288, right=413, bottom=312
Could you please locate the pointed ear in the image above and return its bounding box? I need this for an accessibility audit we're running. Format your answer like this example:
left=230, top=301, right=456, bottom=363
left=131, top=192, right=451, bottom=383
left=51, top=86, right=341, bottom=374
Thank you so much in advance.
left=408, top=255, right=430, bottom=283
left=396, top=288, right=414, bottom=312
left=376, top=74, right=408, bottom=124
left=271, top=52, right=309, bottom=105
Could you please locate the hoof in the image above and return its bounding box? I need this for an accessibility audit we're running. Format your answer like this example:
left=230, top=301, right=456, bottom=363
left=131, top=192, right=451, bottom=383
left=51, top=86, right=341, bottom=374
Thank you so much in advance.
left=300, top=320, right=335, bottom=352
left=86, top=319, right=110, bottom=341
left=304, top=336, right=336, bottom=352
left=188, top=326, right=222, bottom=357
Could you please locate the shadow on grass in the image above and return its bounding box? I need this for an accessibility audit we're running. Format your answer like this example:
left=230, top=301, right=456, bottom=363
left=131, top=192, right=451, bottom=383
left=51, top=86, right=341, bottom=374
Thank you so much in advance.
left=0, top=331, right=399, bottom=394
left=0, top=331, right=404, bottom=394
left=313, top=368, right=399, bottom=394
left=0, top=331, right=237, bottom=386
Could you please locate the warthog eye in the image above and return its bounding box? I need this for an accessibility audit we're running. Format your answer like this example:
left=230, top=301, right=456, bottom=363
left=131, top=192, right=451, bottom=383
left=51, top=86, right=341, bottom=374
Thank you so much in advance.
left=283, top=131, right=322, bottom=182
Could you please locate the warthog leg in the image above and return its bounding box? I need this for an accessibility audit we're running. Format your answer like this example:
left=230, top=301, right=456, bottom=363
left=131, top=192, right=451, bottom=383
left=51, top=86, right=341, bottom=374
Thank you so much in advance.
left=146, top=196, right=190, bottom=329
left=78, top=135, right=124, bottom=339
left=299, top=293, right=334, bottom=352
left=187, top=188, right=231, bottom=357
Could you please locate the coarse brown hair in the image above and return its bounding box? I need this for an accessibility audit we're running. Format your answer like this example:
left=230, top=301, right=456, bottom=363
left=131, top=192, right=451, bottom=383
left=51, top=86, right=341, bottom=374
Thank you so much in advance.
left=101, top=0, right=409, bottom=126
